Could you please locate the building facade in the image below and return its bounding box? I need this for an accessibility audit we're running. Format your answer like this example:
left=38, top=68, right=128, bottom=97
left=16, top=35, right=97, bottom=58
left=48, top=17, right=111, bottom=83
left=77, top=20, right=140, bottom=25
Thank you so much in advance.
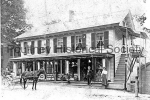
left=10, top=10, right=145, bottom=89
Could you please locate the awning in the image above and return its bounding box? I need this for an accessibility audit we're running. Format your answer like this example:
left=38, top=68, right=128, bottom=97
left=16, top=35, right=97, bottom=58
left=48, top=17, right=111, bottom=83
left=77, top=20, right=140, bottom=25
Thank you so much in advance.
left=116, top=26, right=140, bottom=37
left=10, top=53, right=114, bottom=61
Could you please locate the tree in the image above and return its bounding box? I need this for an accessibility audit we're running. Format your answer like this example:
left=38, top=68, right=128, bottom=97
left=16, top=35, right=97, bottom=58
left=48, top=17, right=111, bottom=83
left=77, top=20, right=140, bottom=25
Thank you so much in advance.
left=1, top=0, right=32, bottom=43
left=135, top=14, right=150, bottom=33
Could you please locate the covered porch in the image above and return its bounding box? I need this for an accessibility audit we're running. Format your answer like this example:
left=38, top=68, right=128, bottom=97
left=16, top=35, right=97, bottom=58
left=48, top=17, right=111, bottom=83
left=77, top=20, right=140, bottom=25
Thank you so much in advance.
left=10, top=53, right=115, bottom=82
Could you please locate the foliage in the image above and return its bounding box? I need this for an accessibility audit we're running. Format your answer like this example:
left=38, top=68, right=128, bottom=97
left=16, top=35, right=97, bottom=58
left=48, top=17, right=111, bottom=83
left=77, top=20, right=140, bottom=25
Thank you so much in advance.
left=1, top=0, right=32, bottom=43
left=135, top=14, right=150, bottom=33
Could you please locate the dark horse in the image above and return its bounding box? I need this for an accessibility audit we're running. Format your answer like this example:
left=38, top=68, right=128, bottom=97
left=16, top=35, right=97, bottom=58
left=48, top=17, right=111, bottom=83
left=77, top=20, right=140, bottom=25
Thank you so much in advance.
left=20, top=67, right=46, bottom=90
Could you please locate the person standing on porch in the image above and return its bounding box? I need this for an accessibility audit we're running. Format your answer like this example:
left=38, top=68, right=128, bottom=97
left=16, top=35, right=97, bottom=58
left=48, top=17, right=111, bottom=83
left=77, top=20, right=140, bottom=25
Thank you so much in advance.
left=101, top=67, right=108, bottom=88
left=87, top=66, right=92, bottom=86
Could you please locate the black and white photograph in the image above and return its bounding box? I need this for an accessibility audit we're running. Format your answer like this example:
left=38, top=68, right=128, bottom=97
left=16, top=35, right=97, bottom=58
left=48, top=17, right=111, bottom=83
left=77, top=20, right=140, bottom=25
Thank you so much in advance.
left=1, top=0, right=150, bottom=100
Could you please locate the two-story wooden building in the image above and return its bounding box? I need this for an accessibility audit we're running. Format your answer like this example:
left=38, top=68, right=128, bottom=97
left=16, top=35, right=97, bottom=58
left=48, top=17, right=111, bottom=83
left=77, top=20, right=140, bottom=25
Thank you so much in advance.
left=10, top=10, right=144, bottom=89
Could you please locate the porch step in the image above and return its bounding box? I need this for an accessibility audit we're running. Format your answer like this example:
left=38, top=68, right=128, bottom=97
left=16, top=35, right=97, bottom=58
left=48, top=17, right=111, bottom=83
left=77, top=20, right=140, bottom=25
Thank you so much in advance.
left=107, top=82, right=124, bottom=89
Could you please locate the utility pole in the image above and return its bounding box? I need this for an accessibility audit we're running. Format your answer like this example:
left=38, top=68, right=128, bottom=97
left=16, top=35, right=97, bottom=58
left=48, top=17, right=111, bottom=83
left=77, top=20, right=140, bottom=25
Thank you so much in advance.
left=124, top=27, right=128, bottom=90
left=139, top=32, right=142, bottom=93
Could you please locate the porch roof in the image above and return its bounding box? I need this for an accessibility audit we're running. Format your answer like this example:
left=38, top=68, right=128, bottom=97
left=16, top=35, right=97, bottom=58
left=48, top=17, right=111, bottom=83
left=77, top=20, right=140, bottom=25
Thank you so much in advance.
left=15, top=10, right=130, bottom=40
left=116, top=26, right=148, bottom=39
left=10, top=53, right=114, bottom=61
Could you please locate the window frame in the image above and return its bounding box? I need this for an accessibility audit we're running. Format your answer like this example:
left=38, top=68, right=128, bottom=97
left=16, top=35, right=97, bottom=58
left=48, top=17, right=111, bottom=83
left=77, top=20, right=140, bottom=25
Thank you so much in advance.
left=95, top=32, right=104, bottom=48
left=57, top=37, right=63, bottom=53
left=75, top=35, right=82, bottom=50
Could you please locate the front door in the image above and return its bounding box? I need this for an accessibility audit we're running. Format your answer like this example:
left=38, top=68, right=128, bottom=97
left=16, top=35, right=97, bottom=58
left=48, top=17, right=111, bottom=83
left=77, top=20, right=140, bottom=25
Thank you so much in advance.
left=80, top=58, right=90, bottom=81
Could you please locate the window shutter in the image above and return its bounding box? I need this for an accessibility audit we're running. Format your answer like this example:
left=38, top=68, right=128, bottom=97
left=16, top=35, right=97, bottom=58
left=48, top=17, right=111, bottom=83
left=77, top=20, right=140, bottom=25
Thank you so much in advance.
left=38, top=40, right=41, bottom=54
left=46, top=39, right=50, bottom=54
left=63, top=37, right=67, bottom=52
left=104, top=31, right=109, bottom=49
left=31, top=41, right=34, bottom=55
left=53, top=38, right=57, bottom=53
left=24, top=42, right=27, bottom=55
left=82, top=34, right=86, bottom=51
left=91, top=33, right=95, bottom=49
left=71, top=36, right=75, bottom=52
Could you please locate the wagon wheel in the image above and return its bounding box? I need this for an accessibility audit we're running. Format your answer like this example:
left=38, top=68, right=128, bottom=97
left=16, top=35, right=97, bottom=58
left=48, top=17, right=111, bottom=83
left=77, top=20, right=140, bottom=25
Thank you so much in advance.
left=8, top=79, right=15, bottom=90
left=20, top=79, right=28, bottom=89
left=2, top=77, right=10, bottom=88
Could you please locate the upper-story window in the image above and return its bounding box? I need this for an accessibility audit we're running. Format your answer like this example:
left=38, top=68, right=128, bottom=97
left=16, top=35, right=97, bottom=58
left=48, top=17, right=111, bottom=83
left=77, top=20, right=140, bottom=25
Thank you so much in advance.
left=91, top=31, right=109, bottom=49
left=96, top=33, right=104, bottom=48
left=57, top=37, right=63, bottom=53
left=38, top=40, right=41, bottom=54
left=46, top=39, right=50, bottom=54
left=24, top=42, right=28, bottom=55
left=31, top=41, right=34, bottom=55
left=76, top=35, right=82, bottom=50
left=54, top=37, right=67, bottom=53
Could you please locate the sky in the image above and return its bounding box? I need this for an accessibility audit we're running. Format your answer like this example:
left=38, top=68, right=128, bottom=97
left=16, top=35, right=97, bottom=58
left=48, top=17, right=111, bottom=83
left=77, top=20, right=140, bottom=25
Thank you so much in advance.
left=23, top=0, right=149, bottom=28
left=23, top=0, right=150, bottom=62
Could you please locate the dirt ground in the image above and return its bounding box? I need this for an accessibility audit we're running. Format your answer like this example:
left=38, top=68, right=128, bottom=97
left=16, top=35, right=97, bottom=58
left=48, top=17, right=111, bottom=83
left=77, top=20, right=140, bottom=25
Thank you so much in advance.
left=1, top=82, right=150, bottom=100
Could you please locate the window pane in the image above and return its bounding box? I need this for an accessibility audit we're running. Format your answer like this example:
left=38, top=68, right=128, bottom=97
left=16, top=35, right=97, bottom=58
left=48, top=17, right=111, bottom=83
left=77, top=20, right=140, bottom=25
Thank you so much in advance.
left=96, top=33, right=104, bottom=48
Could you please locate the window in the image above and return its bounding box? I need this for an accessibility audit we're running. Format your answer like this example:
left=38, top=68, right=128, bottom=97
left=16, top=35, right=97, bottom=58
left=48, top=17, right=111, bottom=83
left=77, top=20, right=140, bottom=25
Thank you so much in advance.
left=57, top=38, right=63, bottom=53
left=96, top=33, right=104, bottom=48
left=76, top=35, right=82, bottom=50
left=46, top=62, right=53, bottom=74
left=57, top=61, right=61, bottom=74
left=62, top=60, right=65, bottom=74
left=46, top=39, right=50, bottom=54
left=38, top=40, right=41, bottom=54
left=31, top=41, right=34, bottom=55
left=24, top=42, right=28, bottom=55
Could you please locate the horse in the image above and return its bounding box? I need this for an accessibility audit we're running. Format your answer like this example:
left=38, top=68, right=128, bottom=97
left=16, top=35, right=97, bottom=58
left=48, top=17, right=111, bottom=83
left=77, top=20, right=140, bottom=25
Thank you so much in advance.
left=20, top=67, right=46, bottom=90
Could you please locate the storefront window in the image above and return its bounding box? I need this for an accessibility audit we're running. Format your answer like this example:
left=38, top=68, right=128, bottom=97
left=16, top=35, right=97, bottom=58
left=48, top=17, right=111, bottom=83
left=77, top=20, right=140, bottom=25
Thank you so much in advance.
left=62, top=60, right=65, bottom=74
left=47, top=62, right=53, bottom=74
left=57, top=61, right=61, bottom=74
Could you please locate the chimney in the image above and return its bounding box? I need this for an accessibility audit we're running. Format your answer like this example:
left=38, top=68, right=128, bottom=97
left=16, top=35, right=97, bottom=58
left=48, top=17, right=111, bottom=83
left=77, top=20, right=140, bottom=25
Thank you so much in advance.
left=69, top=10, right=74, bottom=22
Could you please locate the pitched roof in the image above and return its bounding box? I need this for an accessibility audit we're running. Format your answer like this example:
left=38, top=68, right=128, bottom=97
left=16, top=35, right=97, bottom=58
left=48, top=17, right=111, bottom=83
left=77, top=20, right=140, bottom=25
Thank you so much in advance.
left=15, top=10, right=129, bottom=39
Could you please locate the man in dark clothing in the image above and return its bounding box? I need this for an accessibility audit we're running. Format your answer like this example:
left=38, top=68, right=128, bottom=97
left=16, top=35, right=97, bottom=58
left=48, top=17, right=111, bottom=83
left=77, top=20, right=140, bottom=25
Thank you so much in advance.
left=87, top=66, right=92, bottom=86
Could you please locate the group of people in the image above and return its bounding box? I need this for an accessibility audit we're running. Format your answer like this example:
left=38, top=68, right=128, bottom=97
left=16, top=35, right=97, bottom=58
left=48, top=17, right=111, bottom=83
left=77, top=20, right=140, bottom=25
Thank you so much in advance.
left=86, top=66, right=108, bottom=88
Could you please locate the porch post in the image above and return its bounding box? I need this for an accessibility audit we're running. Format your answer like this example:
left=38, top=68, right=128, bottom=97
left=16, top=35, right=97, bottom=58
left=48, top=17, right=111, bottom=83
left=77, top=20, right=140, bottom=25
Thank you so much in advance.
left=102, top=58, right=106, bottom=68
left=38, top=61, right=40, bottom=70
left=92, top=57, right=96, bottom=81
left=77, top=59, right=80, bottom=81
left=13, top=62, right=17, bottom=77
left=43, top=61, right=45, bottom=69
left=53, top=60, right=57, bottom=81
left=33, top=61, right=35, bottom=72
left=60, top=60, right=62, bottom=75
left=22, top=62, right=25, bottom=73
left=65, top=60, right=69, bottom=74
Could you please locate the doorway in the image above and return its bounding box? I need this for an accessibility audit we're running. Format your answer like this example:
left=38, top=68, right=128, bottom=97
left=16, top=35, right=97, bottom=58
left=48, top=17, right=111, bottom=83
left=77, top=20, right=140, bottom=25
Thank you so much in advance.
left=80, top=58, right=91, bottom=81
